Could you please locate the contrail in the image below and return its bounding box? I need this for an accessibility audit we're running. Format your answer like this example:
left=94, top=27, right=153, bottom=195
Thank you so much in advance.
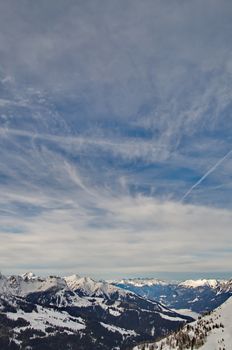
left=181, top=148, right=232, bottom=202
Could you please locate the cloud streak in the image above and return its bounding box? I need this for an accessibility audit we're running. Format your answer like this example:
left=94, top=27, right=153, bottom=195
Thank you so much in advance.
left=181, top=149, right=232, bottom=202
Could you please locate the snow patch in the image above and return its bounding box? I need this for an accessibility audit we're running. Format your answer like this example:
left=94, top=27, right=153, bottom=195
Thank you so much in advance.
left=100, top=322, right=137, bottom=337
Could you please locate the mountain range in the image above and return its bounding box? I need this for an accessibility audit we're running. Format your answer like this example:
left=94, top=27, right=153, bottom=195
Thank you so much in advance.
left=0, top=273, right=231, bottom=349
left=115, top=278, right=232, bottom=314
left=0, top=273, right=191, bottom=350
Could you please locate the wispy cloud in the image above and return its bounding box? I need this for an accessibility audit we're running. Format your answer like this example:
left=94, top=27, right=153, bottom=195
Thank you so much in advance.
left=0, top=191, right=231, bottom=278
left=0, top=0, right=232, bottom=277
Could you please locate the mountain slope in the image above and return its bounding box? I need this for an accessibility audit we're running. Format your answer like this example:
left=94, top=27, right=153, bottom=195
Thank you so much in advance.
left=133, top=296, right=232, bottom=349
left=0, top=273, right=191, bottom=350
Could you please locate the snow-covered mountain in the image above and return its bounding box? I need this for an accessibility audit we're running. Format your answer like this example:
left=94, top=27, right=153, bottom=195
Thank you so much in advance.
left=65, top=274, right=126, bottom=298
left=178, top=279, right=222, bottom=289
left=115, top=278, right=232, bottom=314
left=0, top=272, right=191, bottom=350
left=116, top=278, right=169, bottom=287
left=133, top=296, right=232, bottom=349
left=0, top=272, right=66, bottom=297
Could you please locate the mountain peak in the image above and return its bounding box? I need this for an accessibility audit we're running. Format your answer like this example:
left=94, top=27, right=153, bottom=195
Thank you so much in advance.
left=21, top=272, right=37, bottom=280
left=118, top=278, right=168, bottom=287
left=64, top=274, right=126, bottom=297
left=179, top=279, right=220, bottom=288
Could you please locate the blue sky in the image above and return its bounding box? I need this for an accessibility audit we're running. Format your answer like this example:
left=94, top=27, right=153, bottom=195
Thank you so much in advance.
left=0, top=0, right=232, bottom=279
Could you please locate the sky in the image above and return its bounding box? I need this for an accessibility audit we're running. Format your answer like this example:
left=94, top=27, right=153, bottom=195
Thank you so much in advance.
left=0, top=0, right=232, bottom=280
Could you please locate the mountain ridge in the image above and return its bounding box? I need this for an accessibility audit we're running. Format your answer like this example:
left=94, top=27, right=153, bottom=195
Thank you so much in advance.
left=0, top=272, right=191, bottom=350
